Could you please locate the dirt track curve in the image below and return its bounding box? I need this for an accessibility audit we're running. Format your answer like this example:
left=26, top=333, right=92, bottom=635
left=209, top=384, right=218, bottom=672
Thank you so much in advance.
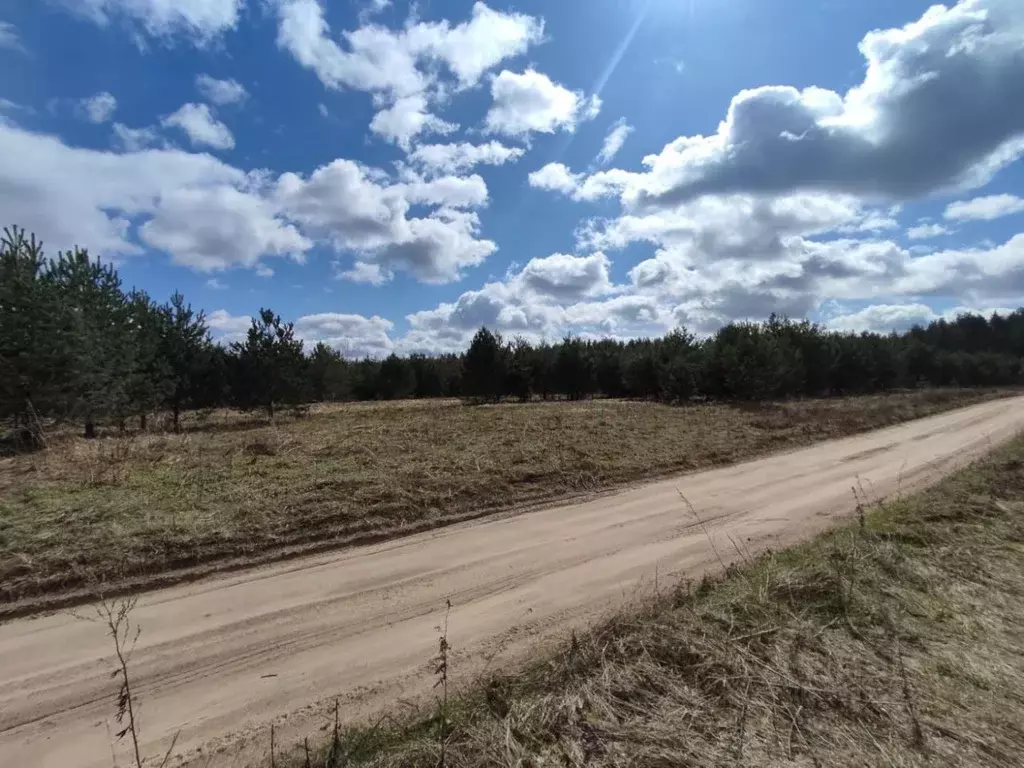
left=3, top=396, right=1023, bottom=768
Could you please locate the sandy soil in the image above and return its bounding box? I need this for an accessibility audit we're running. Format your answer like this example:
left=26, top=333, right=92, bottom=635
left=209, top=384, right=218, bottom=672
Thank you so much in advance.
left=2, top=396, right=1022, bottom=768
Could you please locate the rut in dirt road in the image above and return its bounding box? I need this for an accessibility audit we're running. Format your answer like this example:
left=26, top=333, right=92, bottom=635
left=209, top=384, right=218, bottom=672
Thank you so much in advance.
left=2, top=396, right=1023, bottom=768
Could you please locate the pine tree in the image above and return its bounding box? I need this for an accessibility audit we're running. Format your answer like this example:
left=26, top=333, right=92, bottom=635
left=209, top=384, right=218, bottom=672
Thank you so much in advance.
left=0, top=227, right=70, bottom=441
left=46, top=247, right=132, bottom=437
left=308, top=342, right=349, bottom=401
left=462, top=327, right=506, bottom=402
left=159, top=293, right=211, bottom=432
left=232, top=309, right=306, bottom=417
left=124, top=290, right=170, bottom=431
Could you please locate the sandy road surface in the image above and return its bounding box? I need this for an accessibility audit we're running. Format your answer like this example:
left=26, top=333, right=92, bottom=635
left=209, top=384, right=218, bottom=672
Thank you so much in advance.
left=2, top=397, right=1023, bottom=768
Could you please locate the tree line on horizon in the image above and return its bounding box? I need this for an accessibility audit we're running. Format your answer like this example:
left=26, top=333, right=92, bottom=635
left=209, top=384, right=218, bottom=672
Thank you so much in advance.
left=4, top=226, right=1024, bottom=442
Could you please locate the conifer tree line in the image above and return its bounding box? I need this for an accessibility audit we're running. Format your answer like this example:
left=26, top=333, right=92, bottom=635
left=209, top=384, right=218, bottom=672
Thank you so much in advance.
left=3, top=226, right=1024, bottom=441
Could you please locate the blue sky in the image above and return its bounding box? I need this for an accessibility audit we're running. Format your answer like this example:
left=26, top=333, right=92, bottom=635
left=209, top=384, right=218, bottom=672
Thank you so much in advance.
left=1, top=0, right=1023, bottom=355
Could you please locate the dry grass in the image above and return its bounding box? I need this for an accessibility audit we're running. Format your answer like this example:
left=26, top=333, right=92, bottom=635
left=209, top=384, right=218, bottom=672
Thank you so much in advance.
left=292, top=430, right=1024, bottom=768
left=0, top=388, right=1011, bottom=610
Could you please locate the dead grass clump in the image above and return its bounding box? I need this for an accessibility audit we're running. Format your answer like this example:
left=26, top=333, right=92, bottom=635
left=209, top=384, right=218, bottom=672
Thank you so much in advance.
left=243, top=438, right=279, bottom=458
left=313, top=434, right=1024, bottom=768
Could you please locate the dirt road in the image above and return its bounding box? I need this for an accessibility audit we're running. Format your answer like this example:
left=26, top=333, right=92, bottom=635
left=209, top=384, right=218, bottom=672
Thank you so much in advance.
left=2, top=397, right=1023, bottom=768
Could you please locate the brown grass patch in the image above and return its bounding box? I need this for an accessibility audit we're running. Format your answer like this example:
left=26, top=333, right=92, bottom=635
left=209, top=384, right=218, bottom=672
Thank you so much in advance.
left=290, top=428, right=1024, bottom=768
left=0, top=389, right=1012, bottom=611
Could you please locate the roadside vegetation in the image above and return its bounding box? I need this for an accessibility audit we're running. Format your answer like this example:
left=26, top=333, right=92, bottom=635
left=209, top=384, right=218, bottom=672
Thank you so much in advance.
left=0, top=388, right=1012, bottom=613
left=282, top=433, right=1024, bottom=768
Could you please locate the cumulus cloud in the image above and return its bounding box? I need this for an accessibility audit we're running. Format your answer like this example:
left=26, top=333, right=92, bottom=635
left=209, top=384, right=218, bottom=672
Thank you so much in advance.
left=139, top=185, right=312, bottom=272
left=826, top=302, right=1017, bottom=333
left=0, top=121, right=497, bottom=283
left=294, top=312, right=396, bottom=357
left=195, top=74, right=248, bottom=106
left=528, top=163, right=582, bottom=195
left=400, top=251, right=633, bottom=353
left=397, top=173, right=488, bottom=208
left=406, top=141, right=524, bottom=175
left=0, top=121, right=242, bottom=257
left=825, top=303, right=940, bottom=333
left=906, top=223, right=949, bottom=240
left=65, top=0, right=242, bottom=42
left=273, top=0, right=542, bottom=142
left=275, top=159, right=495, bottom=283
left=396, top=225, right=1024, bottom=353
left=519, top=252, right=614, bottom=301
left=209, top=309, right=397, bottom=359
left=162, top=103, right=234, bottom=150
left=527, top=161, right=638, bottom=202
left=207, top=309, right=252, bottom=344
left=485, top=69, right=601, bottom=139
left=339, top=261, right=389, bottom=285
left=79, top=92, right=117, bottom=123
left=596, top=118, right=633, bottom=165
left=0, top=21, right=26, bottom=53
left=571, top=0, right=1024, bottom=211
left=111, top=122, right=163, bottom=151
left=359, top=0, right=392, bottom=24
left=369, top=94, right=458, bottom=149
left=945, top=193, right=1024, bottom=221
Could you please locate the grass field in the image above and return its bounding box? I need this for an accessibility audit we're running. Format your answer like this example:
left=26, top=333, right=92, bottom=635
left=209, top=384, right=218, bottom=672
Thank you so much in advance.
left=0, top=388, right=1012, bottom=610
left=289, top=425, right=1024, bottom=767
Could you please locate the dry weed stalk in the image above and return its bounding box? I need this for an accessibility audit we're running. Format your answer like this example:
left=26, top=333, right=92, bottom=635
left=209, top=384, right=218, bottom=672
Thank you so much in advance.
left=433, top=598, right=453, bottom=768
left=94, top=594, right=143, bottom=767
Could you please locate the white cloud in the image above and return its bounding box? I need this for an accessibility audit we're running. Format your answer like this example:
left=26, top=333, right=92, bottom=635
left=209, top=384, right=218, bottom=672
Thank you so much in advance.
left=596, top=118, right=633, bottom=166
left=528, top=163, right=581, bottom=195
left=318, top=103, right=329, bottom=117
left=162, top=103, right=234, bottom=150
left=407, top=141, right=524, bottom=175
left=825, top=303, right=939, bottom=333
left=207, top=309, right=252, bottom=344
left=945, top=193, right=1024, bottom=221
left=272, top=0, right=543, bottom=129
left=519, top=252, right=614, bottom=301
left=485, top=69, right=601, bottom=139
left=0, top=98, right=32, bottom=115
left=581, top=0, right=1024, bottom=211
left=906, top=223, right=949, bottom=240
left=0, top=121, right=242, bottom=258
left=359, top=0, right=391, bottom=24
left=0, top=121, right=498, bottom=283
left=826, top=302, right=1018, bottom=334
left=79, top=92, right=117, bottom=124
left=205, top=277, right=227, bottom=290
left=399, top=250, right=628, bottom=353
left=397, top=173, right=488, bottom=208
left=275, top=158, right=495, bottom=283
left=0, top=21, right=25, bottom=52
left=111, top=122, right=162, bottom=151
left=139, top=185, right=312, bottom=272
left=195, top=74, right=248, bottom=106
left=369, top=95, right=458, bottom=150
left=66, top=0, right=242, bottom=42
left=339, top=261, right=389, bottom=285
left=421, top=2, right=544, bottom=89
left=274, top=0, right=425, bottom=97
left=294, top=312, right=395, bottom=357
left=578, top=193, right=870, bottom=254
